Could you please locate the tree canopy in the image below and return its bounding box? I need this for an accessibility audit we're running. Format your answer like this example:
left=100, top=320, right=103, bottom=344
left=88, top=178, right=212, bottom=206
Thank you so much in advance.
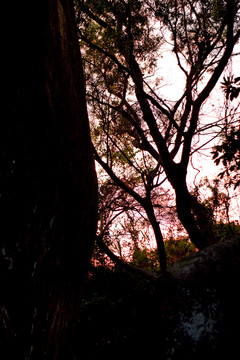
left=76, top=0, right=240, bottom=271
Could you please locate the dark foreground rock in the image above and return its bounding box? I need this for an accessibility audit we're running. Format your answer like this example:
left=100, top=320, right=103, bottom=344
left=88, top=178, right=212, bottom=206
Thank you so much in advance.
left=155, top=237, right=240, bottom=359
left=77, top=238, right=240, bottom=360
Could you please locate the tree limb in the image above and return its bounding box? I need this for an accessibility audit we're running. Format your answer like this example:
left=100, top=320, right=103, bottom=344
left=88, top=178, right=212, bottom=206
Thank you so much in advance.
left=195, top=1, right=240, bottom=107
left=93, top=146, right=146, bottom=208
left=96, top=235, right=158, bottom=281
left=79, top=32, right=130, bottom=74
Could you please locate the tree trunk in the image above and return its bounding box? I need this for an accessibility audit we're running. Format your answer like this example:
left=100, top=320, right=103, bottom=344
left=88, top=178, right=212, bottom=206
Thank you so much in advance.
left=167, top=164, right=216, bottom=250
left=145, top=196, right=167, bottom=271
left=1, top=1, right=98, bottom=359
left=175, top=185, right=209, bottom=250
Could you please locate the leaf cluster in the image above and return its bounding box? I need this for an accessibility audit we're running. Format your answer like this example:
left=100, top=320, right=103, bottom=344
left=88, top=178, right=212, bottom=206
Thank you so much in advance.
left=193, top=177, right=231, bottom=223
left=221, top=75, right=240, bottom=101
left=213, top=220, right=240, bottom=242
left=164, top=237, right=197, bottom=266
left=132, top=236, right=197, bottom=270
left=77, top=0, right=160, bottom=63
left=212, top=126, right=240, bottom=188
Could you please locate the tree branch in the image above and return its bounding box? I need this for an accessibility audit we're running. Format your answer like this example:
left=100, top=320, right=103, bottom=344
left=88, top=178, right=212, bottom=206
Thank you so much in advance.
left=93, top=146, right=146, bottom=208
left=129, top=55, right=172, bottom=167
left=96, top=235, right=158, bottom=281
left=182, top=1, right=240, bottom=169
left=79, top=32, right=130, bottom=74
left=195, top=1, right=240, bottom=107
left=78, top=2, right=109, bottom=30
left=119, top=107, right=160, bottom=160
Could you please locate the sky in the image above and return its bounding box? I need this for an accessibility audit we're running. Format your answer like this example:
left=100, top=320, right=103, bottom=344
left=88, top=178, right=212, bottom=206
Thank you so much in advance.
left=146, top=37, right=240, bottom=222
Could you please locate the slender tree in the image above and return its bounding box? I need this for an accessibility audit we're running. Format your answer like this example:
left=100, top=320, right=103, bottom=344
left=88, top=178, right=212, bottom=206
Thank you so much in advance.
left=1, top=1, right=97, bottom=359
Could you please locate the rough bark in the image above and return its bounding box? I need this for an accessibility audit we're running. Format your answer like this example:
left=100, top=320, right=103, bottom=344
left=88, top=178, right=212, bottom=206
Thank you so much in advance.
left=1, top=1, right=97, bottom=359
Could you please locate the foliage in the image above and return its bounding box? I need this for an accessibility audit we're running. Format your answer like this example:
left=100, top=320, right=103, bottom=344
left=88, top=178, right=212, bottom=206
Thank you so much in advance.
left=221, top=75, right=240, bottom=100
left=212, top=126, right=240, bottom=188
left=132, top=247, right=161, bottom=273
left=164, top=238, right=197, bottom=266
left=130, top=236, right=197, bottom=270
left=76, top=0, right=240, bottom=269
left=191, top=176, right=240, bottom=241
left=212, top=74, right=240, bottom=188
left=214, top=220, right=240, bottom=242
left=156, top=0, right=229, bottom=66
left=193, top=177, right=232, bottom=222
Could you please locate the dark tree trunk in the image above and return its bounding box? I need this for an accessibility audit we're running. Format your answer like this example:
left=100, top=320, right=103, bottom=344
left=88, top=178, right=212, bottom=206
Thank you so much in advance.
left=1, top=1, right=97, bottom=359
left=175, top=185, right=209, bottom=250
left=145, top=196, right=167, bottom=271
left=167, top=164, right=216, bottom=250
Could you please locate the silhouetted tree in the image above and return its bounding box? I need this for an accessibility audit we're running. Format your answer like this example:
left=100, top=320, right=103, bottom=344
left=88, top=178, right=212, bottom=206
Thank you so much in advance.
left=77, top=0, right=240, bottom=266
left=1, top=1, right=97, bottom=359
